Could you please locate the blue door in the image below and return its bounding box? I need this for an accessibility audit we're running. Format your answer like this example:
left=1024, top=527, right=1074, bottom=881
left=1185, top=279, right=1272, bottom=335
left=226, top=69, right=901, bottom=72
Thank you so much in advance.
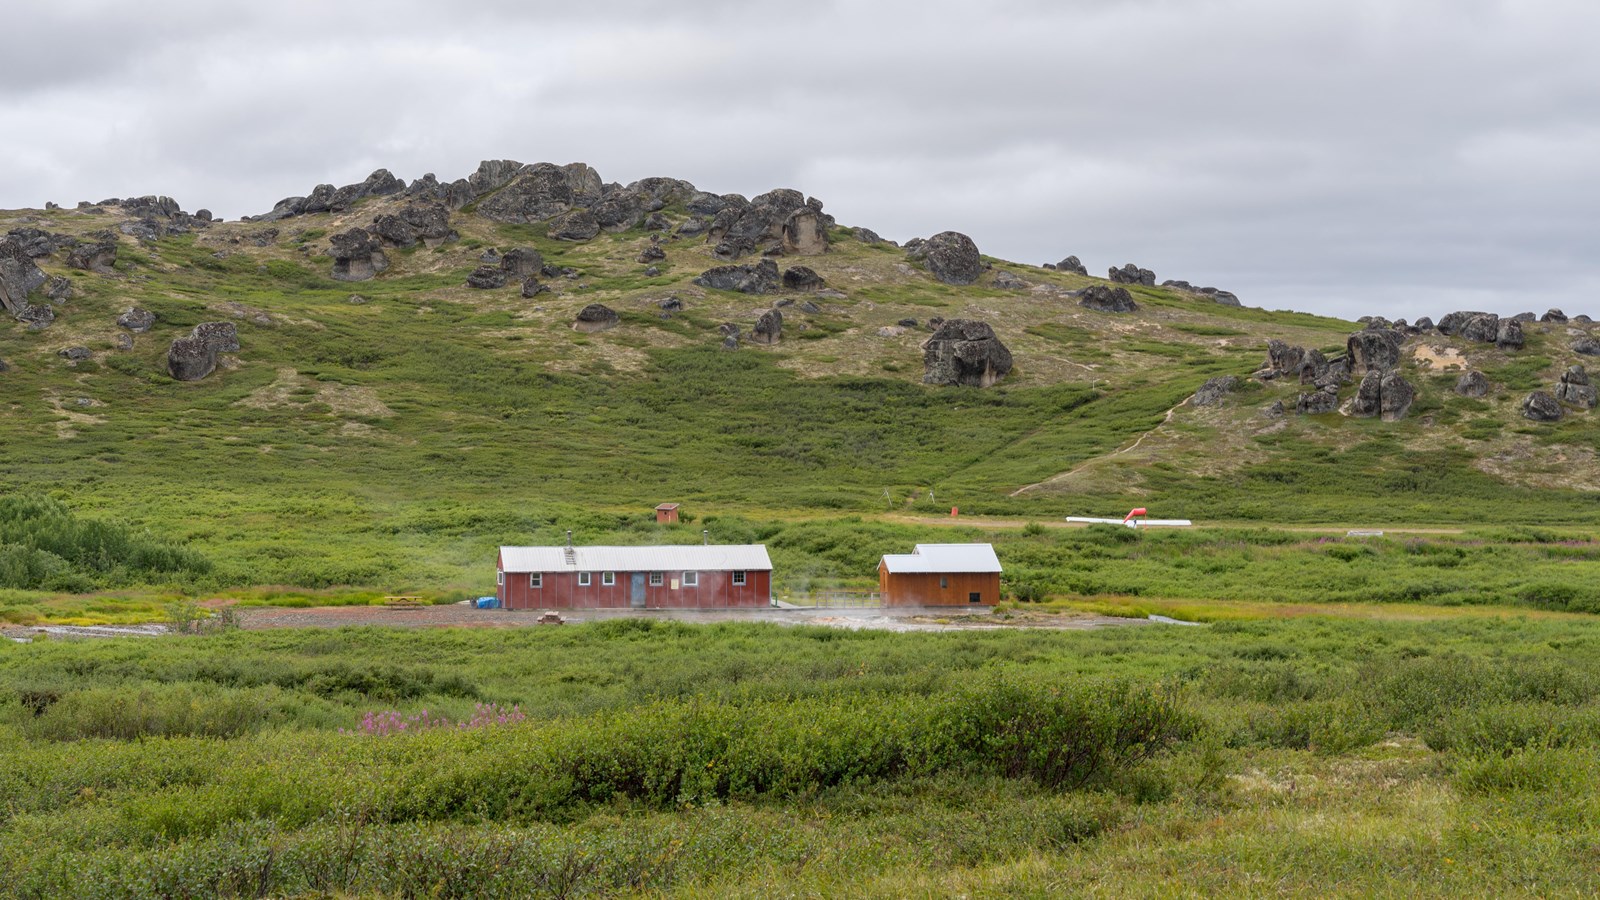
left=630, top=572, right=646, bottom=608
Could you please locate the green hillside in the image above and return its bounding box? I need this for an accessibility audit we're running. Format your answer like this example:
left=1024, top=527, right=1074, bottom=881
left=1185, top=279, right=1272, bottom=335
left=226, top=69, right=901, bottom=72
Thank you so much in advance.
left=1, top=163, right=1597, bottom=599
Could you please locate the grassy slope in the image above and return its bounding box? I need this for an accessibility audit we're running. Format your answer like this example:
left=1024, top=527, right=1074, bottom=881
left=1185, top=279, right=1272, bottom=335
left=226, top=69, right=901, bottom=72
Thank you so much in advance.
left=0, top=191, right=1596, bottom=596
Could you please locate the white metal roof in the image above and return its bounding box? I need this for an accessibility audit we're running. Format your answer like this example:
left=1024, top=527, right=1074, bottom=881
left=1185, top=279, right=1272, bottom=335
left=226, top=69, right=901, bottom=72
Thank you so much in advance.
left=499, top=544, right=772, bottom=573
left=880, top=543, right=1002, bottom=574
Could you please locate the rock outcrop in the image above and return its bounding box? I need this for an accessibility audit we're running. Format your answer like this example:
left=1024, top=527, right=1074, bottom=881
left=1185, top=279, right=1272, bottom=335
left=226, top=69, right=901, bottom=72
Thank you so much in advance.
left=707, top=190, right=832, bottom=260
left=913, top=231, right=983, bottom=286
left=751, top=309, right=783, bottom=345
left=166, top=322, right=239, bottom=381
left=65, top=237, right=118, bottom=273
left=1108, top=263, right=1155, bottom=286
left=1054, top=256, right=1088, bottom=275
left=1523, top=391, right=1563, bottom=422
left=328, top=228, right=388, bottom=282
left=1077, top=285, right=1138, bottom=313
left=371, top=202, right=457, bottom=248
left=1296, top=386, right=1340, bottom=414
left=921, top=319, right=1013, bottom=387
left=1541, top=309, right=1568, bottom=324
left=0, top=238, right=47, bottom=315
left=1454, top=371, right=1489, bottom=397
left=547, top=209, right=601, bottom=242
left=993, top=271, right=1029, bottom=290
left=694, top=260, right=779, bottom=295
left=258, top=169, right=405, bottom=222
left=572, top=304, right=619, bottom=333
left=1556, top=365, right=1598, bottom=409
left=1572, top=338, right=1600, bottom=356
left=1193, top=376, right=1238, bottom=407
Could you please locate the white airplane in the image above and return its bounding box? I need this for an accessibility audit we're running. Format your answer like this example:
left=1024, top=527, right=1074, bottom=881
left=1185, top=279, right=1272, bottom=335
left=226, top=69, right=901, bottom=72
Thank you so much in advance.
left=1065, top=508, right=1193, bottom=529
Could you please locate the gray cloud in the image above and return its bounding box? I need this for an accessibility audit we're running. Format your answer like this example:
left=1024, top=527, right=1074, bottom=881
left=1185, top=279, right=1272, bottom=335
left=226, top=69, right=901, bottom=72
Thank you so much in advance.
left=2, top=0, right=1597, bottom=321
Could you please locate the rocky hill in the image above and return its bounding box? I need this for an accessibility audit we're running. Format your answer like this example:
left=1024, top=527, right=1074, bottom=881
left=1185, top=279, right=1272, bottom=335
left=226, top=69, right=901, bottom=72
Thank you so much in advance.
left=2, top=158, right=1598, bottom=584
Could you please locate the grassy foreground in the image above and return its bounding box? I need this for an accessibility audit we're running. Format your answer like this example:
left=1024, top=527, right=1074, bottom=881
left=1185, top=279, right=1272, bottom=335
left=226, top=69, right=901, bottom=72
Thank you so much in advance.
left=5, top=615, right=1600, bottom=896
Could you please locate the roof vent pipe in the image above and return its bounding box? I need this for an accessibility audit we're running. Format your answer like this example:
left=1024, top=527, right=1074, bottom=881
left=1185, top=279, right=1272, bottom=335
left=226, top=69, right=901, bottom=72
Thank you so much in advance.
left=703, top=529, right=709, bottom=545
left=566, top=530, right=573, bottom=548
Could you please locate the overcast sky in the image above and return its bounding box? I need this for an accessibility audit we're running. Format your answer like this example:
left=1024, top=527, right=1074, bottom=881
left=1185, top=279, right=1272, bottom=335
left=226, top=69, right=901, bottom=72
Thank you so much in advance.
left=3, top=0, right=1596, bottom=322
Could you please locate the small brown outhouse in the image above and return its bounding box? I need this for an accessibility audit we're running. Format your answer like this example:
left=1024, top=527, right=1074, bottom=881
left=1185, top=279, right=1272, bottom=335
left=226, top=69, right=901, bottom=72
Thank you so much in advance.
left=878, top=543, right=1002, bottom=606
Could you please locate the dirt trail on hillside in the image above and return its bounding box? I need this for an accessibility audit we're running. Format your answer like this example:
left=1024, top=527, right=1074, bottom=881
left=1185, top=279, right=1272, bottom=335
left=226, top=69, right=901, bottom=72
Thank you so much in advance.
left=1009, top=399, right=1189, bottom=497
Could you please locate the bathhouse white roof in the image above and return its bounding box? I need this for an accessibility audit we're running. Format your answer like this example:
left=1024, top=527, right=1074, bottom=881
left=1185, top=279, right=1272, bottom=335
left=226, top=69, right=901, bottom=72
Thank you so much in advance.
left=880, top=543, right=1002, bottom=574
left=499, top=544, right=772, bottom=573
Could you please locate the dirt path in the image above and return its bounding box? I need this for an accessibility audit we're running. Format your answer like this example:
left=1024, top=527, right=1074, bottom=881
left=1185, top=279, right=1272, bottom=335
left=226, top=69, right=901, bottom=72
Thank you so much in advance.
left=1010, top=398, right=1190, bottom=497
left=236, top=604, right=1147, bottom=633
left=884, top=514, right=1466, bottom=535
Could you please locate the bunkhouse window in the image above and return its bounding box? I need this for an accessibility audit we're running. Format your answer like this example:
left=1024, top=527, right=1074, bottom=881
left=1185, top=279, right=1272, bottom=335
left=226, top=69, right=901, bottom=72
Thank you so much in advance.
left=940, top=576, right=949, bottom=588
left=496, top=570, right=504, bottom=586
left=732, top=571, right=747, bottom=586
left=683, top=571, right=698, bottom=586
left=529, top=573, right=542, bottom=589
left=649, top=572, right=664, bottom=586
left=579, top=572, right=592, bottom=586
left=602, top=572, right=616, bottom=586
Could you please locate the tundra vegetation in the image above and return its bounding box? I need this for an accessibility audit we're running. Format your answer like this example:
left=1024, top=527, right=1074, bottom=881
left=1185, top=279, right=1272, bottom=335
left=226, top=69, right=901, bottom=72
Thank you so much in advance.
left=6, top=618, right=1600, bottom=895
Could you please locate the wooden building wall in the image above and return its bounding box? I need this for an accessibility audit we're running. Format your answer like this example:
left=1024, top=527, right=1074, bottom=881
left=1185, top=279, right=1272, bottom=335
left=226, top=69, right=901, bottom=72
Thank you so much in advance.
left=497, top=561, right=771, bottom=609
left=878, top=564, right=1000, bottom=606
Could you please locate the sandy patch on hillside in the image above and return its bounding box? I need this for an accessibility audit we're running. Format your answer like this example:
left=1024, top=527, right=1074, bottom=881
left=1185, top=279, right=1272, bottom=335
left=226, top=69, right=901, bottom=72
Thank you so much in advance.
left=1410, top=344, right=1464, bottom=370
left=45, top=393, right=106, bottom=440
left=237, top=368, right=394, bottom=417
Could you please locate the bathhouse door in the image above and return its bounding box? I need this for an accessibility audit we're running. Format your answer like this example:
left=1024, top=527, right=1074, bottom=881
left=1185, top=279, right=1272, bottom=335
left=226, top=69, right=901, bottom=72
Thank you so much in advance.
left=630, top=572, right=646, bottom=608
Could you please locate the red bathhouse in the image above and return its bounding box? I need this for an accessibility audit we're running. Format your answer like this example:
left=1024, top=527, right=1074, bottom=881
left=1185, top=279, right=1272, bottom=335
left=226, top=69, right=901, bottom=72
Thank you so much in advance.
left=496, top=544, right=774, bottom=609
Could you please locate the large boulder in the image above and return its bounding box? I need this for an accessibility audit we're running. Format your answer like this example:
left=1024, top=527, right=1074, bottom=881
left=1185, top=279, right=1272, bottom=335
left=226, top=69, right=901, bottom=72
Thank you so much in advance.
left=1556, top=365, right=1598, bottom=409
left=921, top=319, right=1013, bottom=387
left=166, top=322, right=238, bottom=381
left=751, top=309, right=783, bottom=345
left=328, top=228, right=388, bottom=282
left=42, top=275, right=72, bottom=302
left=193, top=321, right=239, bottom=353
left=61, top=232, right=116, bottom=272
left=917, top=231, right=984, bottom=286
left=1460, top=314, right=1501, bottom=344
left=1192, top=376, right=1238, bottom=407
left=1296, top=386, right=1340, bottom=414
left=1077, top=285, right=1138, bottom=313
left=572, top=303, right=619, bottom=333
left=466, top=266, right=508, bottom=289
left=499, top=247, right=543, bottom=278
left=693, top=260, right=779, bottom=295
left=1055, top=255, right=1088, bottom=275
left=1496, top=319, right=1525, bottom=351
left=1454, top=371, right=1489, bottom=397
left=1438, top=311, right=1501, bottom=343
left=1541, top=309, right=1568, bottom=324
left=6, top=227, right=67, bottom=258
left=1108, top=263, right=1156, bottom=286
left=1346, top=327, right=1404, bottom=374
left=117, top=307, right=156, bottom=333
left=782, top=266, right=825, bottom=291
left=547, top=209, right=601, bottom=242
left=993, top=271, right=1029, bottom=290
left=1347, top=371, right=1415, bottom=420
left=1572, top=338, right=1600, bottom=356
left=1413, top=316, right=1435, bottom=332
left=1523, top=391, right=1563, bottom=422
left=0, top=238, right=47, bottom=314
left=167, top=335, right=215, bottom=381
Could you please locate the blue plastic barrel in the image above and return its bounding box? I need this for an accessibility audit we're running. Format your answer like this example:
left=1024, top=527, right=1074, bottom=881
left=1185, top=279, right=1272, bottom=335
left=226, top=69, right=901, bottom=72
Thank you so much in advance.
left=475, top=596, right=499, bottom=609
